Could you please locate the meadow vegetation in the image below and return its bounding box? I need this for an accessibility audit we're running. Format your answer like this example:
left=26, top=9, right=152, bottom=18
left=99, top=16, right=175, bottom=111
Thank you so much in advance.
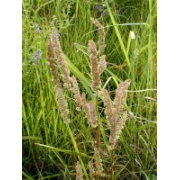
left=22, top=0, right=157, bottom=179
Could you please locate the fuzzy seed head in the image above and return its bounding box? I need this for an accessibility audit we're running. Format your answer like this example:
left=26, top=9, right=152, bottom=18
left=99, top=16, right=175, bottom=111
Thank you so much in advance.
left=98, top=55, right=106, bottom=75
left=88, top=40, right=100, bottom=94
left=90, top=17, right=106, bottom=56
left=70, top=76, right=82, bottom=111
left=76, top=161, right=84, bottom=180
left=114, top=79, right=131, bottom=114
left=102, top=79, right=131, bottom=150
left=81, top=94, right=98, bottom=128
left=47, top=38, right=70, bottom=124
left=94, top=146, right=105, bottom=177
left=88, top=161, right=95, bottom=180
left=51, top=28, right=71, bottom=88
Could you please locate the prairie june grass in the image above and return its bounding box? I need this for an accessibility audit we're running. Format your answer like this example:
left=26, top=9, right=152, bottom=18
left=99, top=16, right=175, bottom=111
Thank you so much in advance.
left=47, top=16, right=132, bottom=178
left=22, top=0, right=157, bottom=179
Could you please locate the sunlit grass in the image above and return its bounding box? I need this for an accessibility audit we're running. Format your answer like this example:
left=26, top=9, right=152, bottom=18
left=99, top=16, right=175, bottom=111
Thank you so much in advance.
left=22, top=0, right=157, bottom=179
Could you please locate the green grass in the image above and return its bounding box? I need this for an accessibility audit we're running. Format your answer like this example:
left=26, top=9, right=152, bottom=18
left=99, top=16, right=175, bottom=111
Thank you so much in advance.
left=22, top=0, right=157, bottom=179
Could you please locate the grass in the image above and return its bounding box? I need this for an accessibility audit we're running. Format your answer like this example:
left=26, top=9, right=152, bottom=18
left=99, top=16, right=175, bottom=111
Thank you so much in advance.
left=22, top=0, right=157, bottom=179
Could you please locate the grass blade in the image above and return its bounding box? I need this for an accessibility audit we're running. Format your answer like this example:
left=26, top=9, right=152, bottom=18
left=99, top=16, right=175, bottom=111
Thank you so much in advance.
left=105, top=1, right=130, bottom=67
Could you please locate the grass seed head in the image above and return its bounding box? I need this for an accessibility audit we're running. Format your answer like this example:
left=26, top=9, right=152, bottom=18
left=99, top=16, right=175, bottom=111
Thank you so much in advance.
left=76, top=161, right=84, bottom=180
left=90, top=17, right=106, bottom=56
left=94, top=146, right=105, bottom=177
left=88, top=161, right=95, bottom=180
left=88, top=40, right=100, bottom=94
left=51, top=28, right=71, bottom=88
left=70, top=76, right=82, bottom=111
left=47, top=38, right=70, bottom=124
left=81, top=93, right=98, bottom=128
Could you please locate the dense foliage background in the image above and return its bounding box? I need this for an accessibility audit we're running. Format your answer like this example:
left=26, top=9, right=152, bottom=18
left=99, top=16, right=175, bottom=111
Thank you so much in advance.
left=22, top=0, right=157, bottom=179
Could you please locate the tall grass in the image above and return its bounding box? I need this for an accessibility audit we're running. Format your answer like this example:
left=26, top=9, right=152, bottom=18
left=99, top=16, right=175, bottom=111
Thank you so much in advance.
left=22, top=0, right=157, bottom=179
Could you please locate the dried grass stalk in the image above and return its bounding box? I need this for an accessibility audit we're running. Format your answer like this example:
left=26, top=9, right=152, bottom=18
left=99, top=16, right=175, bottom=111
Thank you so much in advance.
left=76, top=161, right=84, bottom=180
left=102, top=79, right=131, bottom=150
left=88, top=161, right=95, bottom=180
left=70, top=76, right=82, bottom=111
left=47, top=39, right=59, bottom=85
left=94, top=146, right=105, bottom=177
left=89, top=40, right=100, bottom=94
left=90, top=17, right=106, bottom=56
left=81, top=93, right=98, bottom=128
left=47, top=39, right=70, bottom=124
left=109, top=111, right=128, bottom=150
left=51, top=28, right=71, bottom=88
left=116, top=111, right=128, bottom=138
left=113, top=79, right=131, bottom=114
left=102, top=89, right=113, bottom=123
left=54, top=85, right=70, bottom=124
left=98, top=55, right=106, bottom=75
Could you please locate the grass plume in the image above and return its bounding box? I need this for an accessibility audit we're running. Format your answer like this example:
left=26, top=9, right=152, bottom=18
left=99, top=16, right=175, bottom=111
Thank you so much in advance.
left=90, top=17, right=106, bottom=56
left=47, top=39, right=70, bottom=124
left=22, top=1, right=157, bottom=179
left=103, top=79, right=131, bottom=150
left=76, top=161, right=84, bottom=180
left=51, top=28, right=71, bottom=88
